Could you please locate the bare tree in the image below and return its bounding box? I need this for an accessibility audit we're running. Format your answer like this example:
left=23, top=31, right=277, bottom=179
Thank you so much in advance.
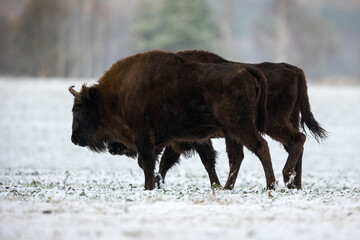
left=254, top=0, right=339, bottom=78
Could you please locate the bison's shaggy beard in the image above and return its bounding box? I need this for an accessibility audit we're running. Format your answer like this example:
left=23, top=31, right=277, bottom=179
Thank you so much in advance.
left=88, top=140, right=107, bottom=153
left=87, top=129, right=110, bottom=153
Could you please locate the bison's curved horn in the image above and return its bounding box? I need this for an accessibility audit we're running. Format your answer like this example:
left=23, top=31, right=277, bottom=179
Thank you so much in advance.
left=68, top=86, right=82, bottom=102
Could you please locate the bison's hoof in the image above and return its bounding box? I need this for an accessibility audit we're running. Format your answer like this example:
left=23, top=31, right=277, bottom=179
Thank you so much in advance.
left=286, top=182, right=298, bottom=189
left=223, top=182, right=234, bottom=190
left=268, top=181, right=278, bottom=190
left=285, top=171, right=297, bottom=189
left=211, top=183, right=222, bottom=189
left=155, top=173, right=164, bottom=189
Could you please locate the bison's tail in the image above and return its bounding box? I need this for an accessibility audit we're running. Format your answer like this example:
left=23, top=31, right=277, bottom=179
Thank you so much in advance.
left=248, top=68, right=268, bottom=135
left=297, top=68, right=328, bottom=142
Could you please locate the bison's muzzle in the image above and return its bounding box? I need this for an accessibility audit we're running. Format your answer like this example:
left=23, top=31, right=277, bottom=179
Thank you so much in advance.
left=71, top=133, right=87, bottom=147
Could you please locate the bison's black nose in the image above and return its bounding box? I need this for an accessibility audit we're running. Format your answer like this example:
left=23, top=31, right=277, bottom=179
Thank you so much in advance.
left=71, top=133, right=87, bottom=147
left=71, top=134, right=79, bottom=145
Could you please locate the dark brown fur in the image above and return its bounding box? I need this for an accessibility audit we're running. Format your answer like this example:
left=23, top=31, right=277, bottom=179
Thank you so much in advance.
left=157, top=50, right=327, bottom=189
left=70, top=50, right=276, bottom=190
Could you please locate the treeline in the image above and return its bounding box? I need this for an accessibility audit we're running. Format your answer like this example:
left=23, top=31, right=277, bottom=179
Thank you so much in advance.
left=0, top=0, right=135, bottom=77
left=0, top=0, right=359, bottom=80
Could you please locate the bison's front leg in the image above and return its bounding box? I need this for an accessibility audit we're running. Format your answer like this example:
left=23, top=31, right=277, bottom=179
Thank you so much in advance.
left=138, top=156, right=155, bottom=190
left=135, top=137, right=157, bottom=190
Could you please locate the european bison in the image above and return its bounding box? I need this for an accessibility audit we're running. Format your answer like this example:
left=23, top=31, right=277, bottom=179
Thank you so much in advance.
left=110, top=50, right=327, bottom=190
left=174, top=50, right=327, bottom=189
left=69, top=50, right=276, bottom=190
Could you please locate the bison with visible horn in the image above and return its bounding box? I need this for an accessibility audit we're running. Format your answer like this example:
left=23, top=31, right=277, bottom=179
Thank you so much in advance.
left=69, top=50, right=276, bottom=190
left=109, top=50, right=328, bottom=190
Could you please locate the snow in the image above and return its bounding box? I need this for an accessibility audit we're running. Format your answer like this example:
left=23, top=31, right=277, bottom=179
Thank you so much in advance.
left=0, top=77, right=360, bottom=240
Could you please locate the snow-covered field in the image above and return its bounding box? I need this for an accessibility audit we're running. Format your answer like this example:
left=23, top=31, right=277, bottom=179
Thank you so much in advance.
left=0, top=77, right=359, bottom=240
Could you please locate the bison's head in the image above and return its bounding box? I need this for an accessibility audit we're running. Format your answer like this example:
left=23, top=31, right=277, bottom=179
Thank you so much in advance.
left=69, top=85, right=100, bottom=150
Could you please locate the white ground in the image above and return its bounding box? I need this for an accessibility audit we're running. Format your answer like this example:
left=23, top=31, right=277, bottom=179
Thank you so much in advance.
left=0, top=77, right=359, bottom=240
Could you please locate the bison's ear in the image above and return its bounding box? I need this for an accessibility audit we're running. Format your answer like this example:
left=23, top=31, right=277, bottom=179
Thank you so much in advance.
left=88, top=87, right=98, bottom=103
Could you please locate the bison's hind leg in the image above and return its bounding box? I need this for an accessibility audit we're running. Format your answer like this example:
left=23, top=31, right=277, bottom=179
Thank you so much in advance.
left=243, top=132, right=276, bottom=190
left=282, top=132, right=305, bottom=189
left=267, top=120, right=305, bottom=189
left=223, top=135, right=244, bottom=190
left=225, top=124, right=277, bottom=190
left=191, top=141, right=222, bottom=188
left=155, top=172, right=165, bottom=189
left=158, top=146, right=181, bottom=185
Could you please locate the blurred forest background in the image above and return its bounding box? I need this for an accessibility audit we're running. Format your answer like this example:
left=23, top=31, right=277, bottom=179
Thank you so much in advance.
left=0, top=0, right=359, bottom=83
